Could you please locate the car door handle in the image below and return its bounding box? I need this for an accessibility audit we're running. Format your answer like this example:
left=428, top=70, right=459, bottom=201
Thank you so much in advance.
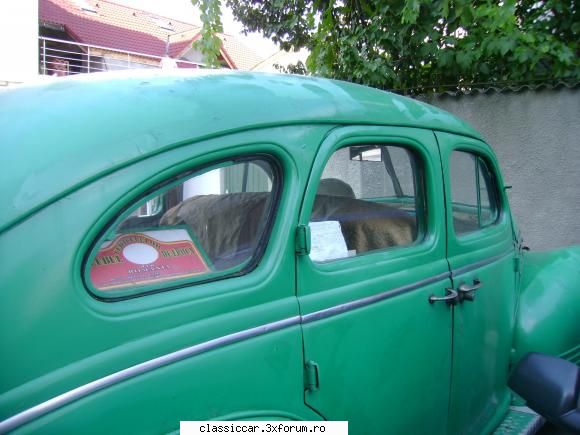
left=457, top=279, right=481, bottom=302
left=429, top=288, right=458, bottom=305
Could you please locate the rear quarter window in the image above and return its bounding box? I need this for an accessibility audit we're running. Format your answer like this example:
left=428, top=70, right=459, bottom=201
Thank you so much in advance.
left=85, top=156, right=280, bottom=299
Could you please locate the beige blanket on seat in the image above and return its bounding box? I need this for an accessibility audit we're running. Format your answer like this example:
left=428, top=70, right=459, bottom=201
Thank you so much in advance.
left=161, top=192, right=270, bottom=267
left=161, top=192, right=416, bottom=265
left=312, top=195, right=416, bottom=253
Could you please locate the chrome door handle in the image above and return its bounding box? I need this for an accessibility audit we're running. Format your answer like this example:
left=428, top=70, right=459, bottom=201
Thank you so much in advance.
left=429, top=288, right=458, bottom=305
left=457, top=279, right=481, bottom=302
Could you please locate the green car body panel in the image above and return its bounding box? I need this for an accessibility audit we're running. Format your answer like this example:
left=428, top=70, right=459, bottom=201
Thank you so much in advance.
left=437, top=132, right=517, bottom=435
left=0, top=71, right=578, bottom=434
left=513, top=247, right=580, bottom=364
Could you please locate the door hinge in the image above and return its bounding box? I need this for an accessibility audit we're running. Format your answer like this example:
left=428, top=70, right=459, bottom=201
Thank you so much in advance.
left=304, top=360, right=320, bottom=392
left=295, top=224, right=311, bottom=256
left=513, top=256, right=521, bottom=273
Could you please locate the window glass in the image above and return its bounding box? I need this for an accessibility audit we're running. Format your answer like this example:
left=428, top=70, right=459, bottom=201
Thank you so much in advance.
left=88, top=158, right=278, bottom=295
left=450, top=151, right=500, bottom=235
left=309, top=144, right=422, bottom=262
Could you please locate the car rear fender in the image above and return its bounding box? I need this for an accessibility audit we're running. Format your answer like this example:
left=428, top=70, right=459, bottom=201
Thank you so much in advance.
left=512, top=246, right=580, bottom=364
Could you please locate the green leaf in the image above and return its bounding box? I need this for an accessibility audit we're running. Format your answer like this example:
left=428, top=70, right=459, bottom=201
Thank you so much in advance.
left=499, top=37, right=515, bottom=55
left=222, top=0, right=580, bottom=93
left=401, top=0, right=421, bottom=24
left=441, top=0, right=449, bottom=18
left=456, top=51, right=472, bottom=70
left=191, top=0, right=224, bottom=68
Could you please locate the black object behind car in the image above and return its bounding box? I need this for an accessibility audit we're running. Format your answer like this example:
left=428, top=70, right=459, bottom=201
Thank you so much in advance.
left=509, top=352, right=580, bottom=433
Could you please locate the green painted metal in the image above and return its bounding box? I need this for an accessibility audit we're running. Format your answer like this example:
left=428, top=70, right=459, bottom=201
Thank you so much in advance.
left=0, top=72, right=578, bottom=434
left=512, top=246, right=580, bottom=364
left=297, top=126, right=453, bottom=434
left=559, top=344, right=580, bottom=366
left=295, top=225, right=311, bottom=256
left=437, top=132, right=518, bottom=435
left=0, top=127, right=328, bottom=433
left=0, top=71, right=480, bottom=234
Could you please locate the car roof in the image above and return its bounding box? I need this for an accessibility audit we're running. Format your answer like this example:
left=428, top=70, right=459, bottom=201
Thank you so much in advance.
left=0, top=70, right=482, bottom=232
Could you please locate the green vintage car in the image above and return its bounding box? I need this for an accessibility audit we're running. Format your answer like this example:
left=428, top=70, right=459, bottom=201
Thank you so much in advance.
left=0, top=71, right=578, bottom=435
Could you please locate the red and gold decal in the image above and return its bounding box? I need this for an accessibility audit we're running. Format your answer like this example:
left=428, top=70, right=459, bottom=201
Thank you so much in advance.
left=90, top=230, right=209, bottom=291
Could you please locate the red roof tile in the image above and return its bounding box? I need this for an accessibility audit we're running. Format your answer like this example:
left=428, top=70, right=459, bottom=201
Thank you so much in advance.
left=40, top=0, right=199, bottom=58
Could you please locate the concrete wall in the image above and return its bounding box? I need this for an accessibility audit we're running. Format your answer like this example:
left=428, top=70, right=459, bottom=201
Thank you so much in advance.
left=0, top=1, right=38, bottom=84
left=424, top=88, right=580, bottom=251
left=321, top=146, right=416, bottom=199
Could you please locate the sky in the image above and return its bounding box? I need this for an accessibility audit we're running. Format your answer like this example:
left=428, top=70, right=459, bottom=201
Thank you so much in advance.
left=112, top=0, right=279, bottom=58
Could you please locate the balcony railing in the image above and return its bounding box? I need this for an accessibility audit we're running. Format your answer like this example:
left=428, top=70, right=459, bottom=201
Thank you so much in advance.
left=39, top=36, right=203, bottom=76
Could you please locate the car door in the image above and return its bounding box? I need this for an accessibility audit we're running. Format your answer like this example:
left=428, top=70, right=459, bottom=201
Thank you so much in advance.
left=0, top=134, right=322, bottom=433
left=296, top=126, right=454, bottom=435
left=436, top=132, right=518, bottom=435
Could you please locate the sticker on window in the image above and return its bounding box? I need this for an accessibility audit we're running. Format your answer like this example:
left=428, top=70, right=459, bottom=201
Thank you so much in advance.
left=309, top=221, right=350, bottom=262
left=90, top=228, right=210, bottom=290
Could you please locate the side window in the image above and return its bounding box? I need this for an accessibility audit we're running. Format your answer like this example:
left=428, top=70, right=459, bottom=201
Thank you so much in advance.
left=86, top=157, right=279, bottom=296
left=450, top=151, right=500, bottom=236
left=309, top=144, right=423, bottom=262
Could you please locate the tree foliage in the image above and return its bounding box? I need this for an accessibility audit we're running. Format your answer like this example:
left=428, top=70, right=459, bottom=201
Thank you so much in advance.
left=191, top=0, right=224, bottom=68
left=196, top=0, right=580, bottom=93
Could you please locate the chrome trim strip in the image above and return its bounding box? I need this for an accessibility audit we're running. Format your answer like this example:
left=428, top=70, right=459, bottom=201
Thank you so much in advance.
left=301, top=271, right=451, bottom=324
left=1, top=253, right=513, bottom=432
left=0, top=316, right=301, bottom=434
left=451, top=251, right=512, bottom=278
